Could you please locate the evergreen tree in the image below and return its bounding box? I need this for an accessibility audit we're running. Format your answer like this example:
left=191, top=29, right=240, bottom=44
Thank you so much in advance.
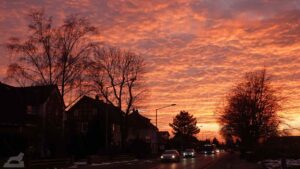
left=169, top=111, right=200, bottom=137
left=212, top=137, right=220, bottom=147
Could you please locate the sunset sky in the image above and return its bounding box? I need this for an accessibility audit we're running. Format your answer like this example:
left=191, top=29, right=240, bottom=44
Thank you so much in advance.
left=1, top=0, right=300, bottom=140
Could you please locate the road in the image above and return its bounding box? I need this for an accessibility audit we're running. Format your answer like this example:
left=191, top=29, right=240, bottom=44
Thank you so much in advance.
left=76, top=152, right=261, bottom=169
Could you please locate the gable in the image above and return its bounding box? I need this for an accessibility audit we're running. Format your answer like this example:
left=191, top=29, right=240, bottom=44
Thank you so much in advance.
left=0, top=82, right=61, bottom=124
left=67, top=95, right=124, bottom=123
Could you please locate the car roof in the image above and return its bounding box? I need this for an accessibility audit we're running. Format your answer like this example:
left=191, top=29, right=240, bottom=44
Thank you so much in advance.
left=164, top=150, right=178, bottom=152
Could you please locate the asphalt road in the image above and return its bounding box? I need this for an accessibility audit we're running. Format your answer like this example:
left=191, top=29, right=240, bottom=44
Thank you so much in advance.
left=78, top=153, right=227, bottom=169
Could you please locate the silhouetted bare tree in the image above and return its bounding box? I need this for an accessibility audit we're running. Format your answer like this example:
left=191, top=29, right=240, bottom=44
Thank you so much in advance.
left=89, top=46, right=146, bottom=146
left=218, top=70, right=283, bottom=150
left=6, top=9, right=97, bottom=107
left=170, top=111, right=200, bottom=137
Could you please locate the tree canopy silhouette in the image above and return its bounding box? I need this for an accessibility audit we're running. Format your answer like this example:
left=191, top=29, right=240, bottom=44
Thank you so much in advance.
left=170, top=111, right=200, bottom=137
left=218, top=70, right=283, bottom=149
left=6, top=9, right=97, bottom=107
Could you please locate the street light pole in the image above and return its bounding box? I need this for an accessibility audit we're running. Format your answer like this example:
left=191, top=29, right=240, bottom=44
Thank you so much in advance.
left=198, top=125, right=203, bottom=140
left=155, top=109, right=158, bottom=128
left=155, top=104, right=176, bottom=153
left=155, top=104, right=176, bottom=129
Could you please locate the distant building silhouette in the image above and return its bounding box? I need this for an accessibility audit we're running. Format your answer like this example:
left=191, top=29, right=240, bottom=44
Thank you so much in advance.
left=127, top=109, right=158, bottom=154
left=261, top=136, right=300, bottom=159
left=0, top=82, right=64, bottom=158
left=159, top=131, right=170, bottom=140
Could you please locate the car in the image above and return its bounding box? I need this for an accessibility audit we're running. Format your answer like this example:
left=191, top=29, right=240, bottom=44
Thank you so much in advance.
left=182, top=149, right=196, bottom=158
left=201, top=144, right=216, bottom=154
left=160, top=150, right=180, bottom=162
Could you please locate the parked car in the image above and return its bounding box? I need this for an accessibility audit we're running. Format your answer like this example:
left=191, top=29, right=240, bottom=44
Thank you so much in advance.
left=160, top=150, right=180, bottom=162
left=183, top=149, right=196, bottom=158
left=200, top=144, right=216, bottom=154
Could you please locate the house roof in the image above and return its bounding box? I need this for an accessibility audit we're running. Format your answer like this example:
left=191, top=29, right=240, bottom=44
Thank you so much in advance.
left=0, top=82, right=60, bottom=124
left=159, top=131, right=170, bottom=136
left=128, top=110, right=157, bottom=131
left=67, top=95, right=124, bottom=122
left=15, top=85, right=58, bottom=106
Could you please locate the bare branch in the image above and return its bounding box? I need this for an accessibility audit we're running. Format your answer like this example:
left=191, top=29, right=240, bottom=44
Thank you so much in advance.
left=5, top=9, right=98, bottom=108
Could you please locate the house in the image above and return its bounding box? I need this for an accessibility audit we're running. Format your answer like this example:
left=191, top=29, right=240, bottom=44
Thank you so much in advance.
left=66, top=95, right=123, bottom=156
left=0, top=82, right=64, bottom=158
left=66, top=96, right=159, bottom=155
left=158, top=131, right=170, bottom=151
left=127, top=109, right=158, bottom=154
left=159, top=131, right=170, bottom=140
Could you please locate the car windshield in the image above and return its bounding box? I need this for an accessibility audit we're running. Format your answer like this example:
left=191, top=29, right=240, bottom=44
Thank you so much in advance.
left=164, top=150, right=177, bottom=154
left=185, top=149, right=194, bottom=152
left=203, top=145, right=214, bottom=151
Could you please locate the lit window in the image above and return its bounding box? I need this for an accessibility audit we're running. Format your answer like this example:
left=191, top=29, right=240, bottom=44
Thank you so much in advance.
left=27, top=105, right=33, bottom=114
left=112, top=123, right=115, bottom=132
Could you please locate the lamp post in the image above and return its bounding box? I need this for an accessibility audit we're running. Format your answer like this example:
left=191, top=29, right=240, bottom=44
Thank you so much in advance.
left=155, top=104, right=176, bottom=129
left=155, top=104, right=176, bottom=153
left=198, top=125, right=204, bottom=140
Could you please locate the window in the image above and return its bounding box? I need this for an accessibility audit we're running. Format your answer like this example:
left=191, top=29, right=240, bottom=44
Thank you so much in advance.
left=26, top=105, right=37, bottom=114
left=27, top=105, right=32, bottom=114
left=112, top=123, right=115, bottom=132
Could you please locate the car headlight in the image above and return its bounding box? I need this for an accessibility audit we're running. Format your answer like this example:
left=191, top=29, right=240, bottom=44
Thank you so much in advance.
left=172, top=155, right=175, bottom=158
left=160, top=156, right=164, bottom=159
left=183, top=153, right=186, bottom=156
left=191, top=152, right=194, bottom=155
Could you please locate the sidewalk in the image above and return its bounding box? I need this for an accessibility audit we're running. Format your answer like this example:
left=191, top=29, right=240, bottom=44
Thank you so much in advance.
left=68, top=159, right=158, bottom=169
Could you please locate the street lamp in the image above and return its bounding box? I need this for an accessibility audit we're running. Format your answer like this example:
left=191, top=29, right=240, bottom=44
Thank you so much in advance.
left=198, top=125, right=204, bottom=140
left=155, top=104, right=176, bottom=129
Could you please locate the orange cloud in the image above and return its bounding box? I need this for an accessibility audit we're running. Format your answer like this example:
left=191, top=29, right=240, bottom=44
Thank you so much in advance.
left=1, top=0, right=300, bottom=139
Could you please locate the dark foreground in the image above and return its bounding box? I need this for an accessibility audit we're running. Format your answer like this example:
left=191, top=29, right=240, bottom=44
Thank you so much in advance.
left=76, top=153, right=262, bottom=169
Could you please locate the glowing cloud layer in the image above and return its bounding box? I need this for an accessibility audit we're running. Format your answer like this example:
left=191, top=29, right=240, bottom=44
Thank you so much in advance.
left=1, top=0, right=300, bottom=139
